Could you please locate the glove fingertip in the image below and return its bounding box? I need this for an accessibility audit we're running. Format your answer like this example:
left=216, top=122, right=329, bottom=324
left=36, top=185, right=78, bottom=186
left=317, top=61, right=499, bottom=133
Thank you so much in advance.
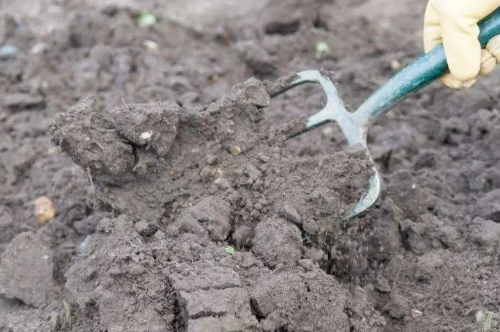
left=486, top=35, right=500, bottom=63
left=480, top=49, right=496, bottom=76
left=440, top=74, right=476, bottom=90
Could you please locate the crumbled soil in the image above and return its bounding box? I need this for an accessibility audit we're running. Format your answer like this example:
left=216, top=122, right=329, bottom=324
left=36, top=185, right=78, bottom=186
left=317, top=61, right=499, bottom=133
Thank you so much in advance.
left=2, top=0, right=500, bottom=332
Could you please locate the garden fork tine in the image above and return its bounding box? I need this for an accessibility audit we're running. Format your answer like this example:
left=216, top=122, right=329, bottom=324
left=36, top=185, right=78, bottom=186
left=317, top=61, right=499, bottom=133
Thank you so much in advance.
left=270, top=70, right=381, bottom=220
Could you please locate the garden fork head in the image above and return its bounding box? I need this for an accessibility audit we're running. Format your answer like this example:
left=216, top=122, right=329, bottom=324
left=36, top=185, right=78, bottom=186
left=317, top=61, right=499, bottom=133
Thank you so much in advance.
left=267, top=5, right=500, bottom=220
left=270, top=70, right=381, bottom=220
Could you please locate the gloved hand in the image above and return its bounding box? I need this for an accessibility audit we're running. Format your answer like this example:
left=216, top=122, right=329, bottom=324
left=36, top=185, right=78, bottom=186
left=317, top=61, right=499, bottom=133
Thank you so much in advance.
left=424, top=0, right=500, bottom=89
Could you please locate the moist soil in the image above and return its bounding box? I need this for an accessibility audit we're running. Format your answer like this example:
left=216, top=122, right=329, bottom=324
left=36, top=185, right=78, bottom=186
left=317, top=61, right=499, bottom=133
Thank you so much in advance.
left=2, top=0, right=500, bottom=331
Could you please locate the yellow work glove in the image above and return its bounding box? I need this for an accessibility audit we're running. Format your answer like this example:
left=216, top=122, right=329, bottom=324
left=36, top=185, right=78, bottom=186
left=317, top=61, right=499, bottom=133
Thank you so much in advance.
left=424, top=0, right=500, bottom=89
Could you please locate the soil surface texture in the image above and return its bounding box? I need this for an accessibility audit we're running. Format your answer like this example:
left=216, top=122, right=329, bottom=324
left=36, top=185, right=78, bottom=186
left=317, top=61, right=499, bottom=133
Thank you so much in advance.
left=2, top=0, right=500, bottom=332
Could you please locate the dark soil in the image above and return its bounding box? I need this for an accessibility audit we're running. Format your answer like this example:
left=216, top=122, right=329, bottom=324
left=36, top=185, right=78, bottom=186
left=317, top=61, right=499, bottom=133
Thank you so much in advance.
left=2, top=0, right=500, bottom=331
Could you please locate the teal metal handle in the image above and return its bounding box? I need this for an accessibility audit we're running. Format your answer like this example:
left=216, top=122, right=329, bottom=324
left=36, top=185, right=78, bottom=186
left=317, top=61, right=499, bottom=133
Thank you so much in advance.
left=354, top=7, right=500, bottom=125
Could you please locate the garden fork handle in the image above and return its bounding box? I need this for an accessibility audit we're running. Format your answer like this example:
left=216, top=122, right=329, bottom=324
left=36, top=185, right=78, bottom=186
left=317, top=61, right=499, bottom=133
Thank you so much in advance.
left=353, top=6, right=500, bottom=126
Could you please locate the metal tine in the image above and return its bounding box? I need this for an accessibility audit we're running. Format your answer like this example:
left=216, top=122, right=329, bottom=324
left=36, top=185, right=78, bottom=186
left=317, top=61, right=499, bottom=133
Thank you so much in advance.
left=270, top=70, right=382, bottom=220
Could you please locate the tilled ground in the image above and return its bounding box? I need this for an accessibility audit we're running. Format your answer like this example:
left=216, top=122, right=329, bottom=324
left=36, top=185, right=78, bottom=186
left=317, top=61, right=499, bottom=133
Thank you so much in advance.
left=2, top=0, right=500, bottom=332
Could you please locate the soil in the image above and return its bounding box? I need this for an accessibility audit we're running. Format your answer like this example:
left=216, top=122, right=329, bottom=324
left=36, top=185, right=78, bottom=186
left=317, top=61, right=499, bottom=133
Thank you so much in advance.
left=2, top=0, right=500, bottom=332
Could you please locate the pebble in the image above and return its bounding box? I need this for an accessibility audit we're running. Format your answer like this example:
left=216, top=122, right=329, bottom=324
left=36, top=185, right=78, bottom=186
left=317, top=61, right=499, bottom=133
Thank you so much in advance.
left=34, top=196, right=56, bottom=223
left=30, top=42, right=47, bottom=55
left=206, top=154, right=218, bottom=165
left=390, top=59, right=401, bottom=70
left=476, top=310, right=485, bottom=323
left=258, top=154, right=270, bottom=163
left=143, top=40, right=158, bottom=51
left=0, top=44, right=18, bottom=59
left=411, top=309, right=423, bottom=319
left=298, top=259, right=314, bottom=271
left=77, top=236, right=92, bottom=256
left=229, top=146, right=242, bottom=156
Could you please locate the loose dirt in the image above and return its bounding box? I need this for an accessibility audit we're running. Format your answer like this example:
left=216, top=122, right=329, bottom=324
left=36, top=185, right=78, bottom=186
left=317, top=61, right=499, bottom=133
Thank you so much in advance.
left=2, top=0, right=500, bottom=332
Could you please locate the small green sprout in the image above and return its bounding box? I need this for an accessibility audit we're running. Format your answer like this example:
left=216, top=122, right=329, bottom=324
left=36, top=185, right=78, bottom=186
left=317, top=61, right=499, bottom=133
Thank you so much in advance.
left=478, top=311, right=500, bottom=331
left=63, top=299, right=73, bottom=323
left=138, top=12, right=157, bottom=28
left=51, top=314, right=62, bottom=332
left=315, top=41, right=330, bottom=59
left=225, top=245, right=235, bottom=255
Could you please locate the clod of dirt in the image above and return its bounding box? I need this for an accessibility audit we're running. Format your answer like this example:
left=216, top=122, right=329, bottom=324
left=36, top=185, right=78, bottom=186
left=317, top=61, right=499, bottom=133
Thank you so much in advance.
left=51, top=77, right=284, bottom=219
left=386, top=170, right=434, bottom=220
left=399, top=219, right=427, bottom=255
left=251, top=269, right=350, bottom=332
left=0, top=206, right=14, bottom=244
left=109, top=101, right=180, bottom=157
left=89, top=44, right=114, bottom=68
left=3, top=93, right=45, bottom=110
left=252, top=217, right=302, bottom=268
left=381, top=292, right=409, bottom=320
left=414, top=252, right=444, bottom=282
left=264, top=18, right=301, bottom=35
left=232, top=225, right=253, bottom=248
left=438, top=225, right=461, bottom=249
left=134, top=220, right=158, bottom=237
left=178, top=288, right=259, bottom=330
left=187, top=196, right=231, bottom=242
left=51, top=96, right=136, bottom=185
left=68, top=12, right=110, bottom=48
left=187, top=315, right=259, bottom=332
left=66, top=215, right=175, bottom=332
left=53, top=71, right=373, bottom=331
left=473, top=189, right=500, bottom=222
left=233, top=41, right=277, bottom=77
left=278, top=201, right=302, bottom=225
left=0, top=15, right=17, bottom=45
left=168, top=209, right=208, bottom=239
left=413, top=150, right=437, bottom=170
left=170, top=263, right=243, bottom=292
left=443, top=88, right=491, bottom=115
left=0, top=232, right=56, bottom=307
left=469, top=217, right=500, bottom=248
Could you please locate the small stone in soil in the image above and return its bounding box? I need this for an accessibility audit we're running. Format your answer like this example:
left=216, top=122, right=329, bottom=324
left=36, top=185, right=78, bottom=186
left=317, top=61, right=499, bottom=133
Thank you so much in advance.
left=34, top=196, right=56, bottom=223
left=0, top=44, right=17, bottom=58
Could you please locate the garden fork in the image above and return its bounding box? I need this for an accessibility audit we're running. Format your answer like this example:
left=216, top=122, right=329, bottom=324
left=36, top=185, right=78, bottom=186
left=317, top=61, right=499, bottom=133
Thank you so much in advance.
left=270, top=7, right=500, bottom=220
